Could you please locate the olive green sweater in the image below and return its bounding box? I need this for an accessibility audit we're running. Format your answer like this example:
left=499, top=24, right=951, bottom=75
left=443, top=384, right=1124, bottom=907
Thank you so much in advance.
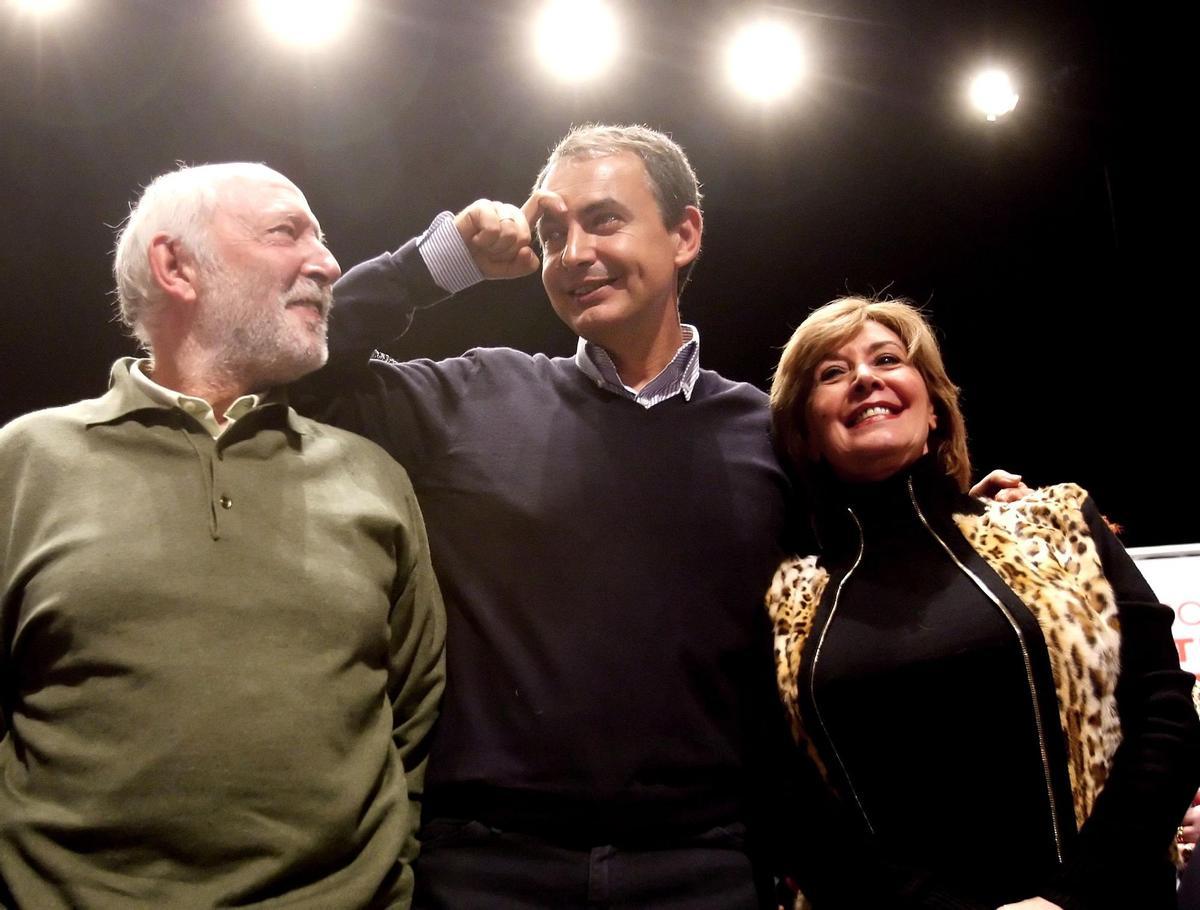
left=0, top=359, right=445, bottom=909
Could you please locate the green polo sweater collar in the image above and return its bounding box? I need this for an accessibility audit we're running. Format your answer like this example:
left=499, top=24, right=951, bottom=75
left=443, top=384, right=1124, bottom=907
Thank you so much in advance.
left=80, top=357, right=309, bottom=437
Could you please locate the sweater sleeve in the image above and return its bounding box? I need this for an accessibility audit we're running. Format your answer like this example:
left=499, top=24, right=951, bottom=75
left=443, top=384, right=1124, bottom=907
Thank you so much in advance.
left=1039, top=496, right=1200, bottom=908
left=327, top=237, right=451, bottom=363
left=386, top=474, right=447, bottom=868
left=289, top=235, right=468, bottom=475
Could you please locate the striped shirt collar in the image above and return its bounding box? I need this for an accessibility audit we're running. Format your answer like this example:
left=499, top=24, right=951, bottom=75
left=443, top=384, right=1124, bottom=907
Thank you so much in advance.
left=574, top=324, right=700, bottom=409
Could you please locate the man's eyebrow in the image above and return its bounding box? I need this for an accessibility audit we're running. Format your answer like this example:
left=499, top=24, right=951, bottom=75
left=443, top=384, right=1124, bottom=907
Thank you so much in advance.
left=534, top=197, right=630, bottom=239
left=275, top=209, right=326, bottom=242
left=579, top=197, right=628, bottom=217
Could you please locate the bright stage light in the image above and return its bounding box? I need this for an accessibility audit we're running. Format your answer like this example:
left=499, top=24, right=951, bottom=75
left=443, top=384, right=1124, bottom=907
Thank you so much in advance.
left=968, top=68, right=1019, bottom=121
left=254, top=0, right=356, bottom=48
left=533, top=0, right=619, bottom=83
left=726, top=19, right=805, bottom=103
left=9, top=0, right=73, bottom=13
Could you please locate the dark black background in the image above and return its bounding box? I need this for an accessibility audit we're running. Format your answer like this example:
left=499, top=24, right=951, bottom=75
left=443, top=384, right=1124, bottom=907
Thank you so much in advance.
left=1, top=0, right=1188, bottom=545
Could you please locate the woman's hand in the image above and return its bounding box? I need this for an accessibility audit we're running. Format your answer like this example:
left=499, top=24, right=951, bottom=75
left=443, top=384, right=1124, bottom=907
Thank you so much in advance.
left=970, top=468, right=1030, bottom=502
left=1180, top=789, right=1200, bottom=845
left=996, top=899, right=1063, bottom=910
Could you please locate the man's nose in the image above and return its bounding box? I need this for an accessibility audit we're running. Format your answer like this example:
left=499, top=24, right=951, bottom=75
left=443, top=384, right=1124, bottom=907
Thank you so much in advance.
left=304, top=243, right=342, bottom=285
left=559, top=224, right=595, bottom=269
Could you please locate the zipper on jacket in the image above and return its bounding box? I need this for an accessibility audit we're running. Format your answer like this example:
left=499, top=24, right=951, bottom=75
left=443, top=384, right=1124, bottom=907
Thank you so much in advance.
left=808, top=506, right=877, bottom=833
left=906, top=477, right=1064, bottom=864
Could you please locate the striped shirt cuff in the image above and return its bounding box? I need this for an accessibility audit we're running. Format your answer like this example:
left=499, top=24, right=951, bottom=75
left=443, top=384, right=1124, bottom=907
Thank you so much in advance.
left=416, top=211, right=485, bottom=294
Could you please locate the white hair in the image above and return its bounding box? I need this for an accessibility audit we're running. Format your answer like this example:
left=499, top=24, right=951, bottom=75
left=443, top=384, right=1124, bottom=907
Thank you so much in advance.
left=112, top=162, right=289, bottom=348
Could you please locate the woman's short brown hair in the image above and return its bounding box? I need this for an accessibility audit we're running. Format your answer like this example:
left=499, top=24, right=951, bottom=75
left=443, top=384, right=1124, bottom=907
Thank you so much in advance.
left=770, top=297, right=972, bottom=490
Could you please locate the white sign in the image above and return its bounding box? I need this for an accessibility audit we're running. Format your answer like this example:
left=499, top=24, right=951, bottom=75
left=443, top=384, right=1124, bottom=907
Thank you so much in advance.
left=1130, top=544, right=1200, bottom=679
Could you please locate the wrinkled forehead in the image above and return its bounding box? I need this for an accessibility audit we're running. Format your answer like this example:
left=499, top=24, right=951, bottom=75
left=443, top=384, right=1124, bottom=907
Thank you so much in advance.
left=539, top=151, right=653, bottom=202
left=214, top=172, right=317, bottom=225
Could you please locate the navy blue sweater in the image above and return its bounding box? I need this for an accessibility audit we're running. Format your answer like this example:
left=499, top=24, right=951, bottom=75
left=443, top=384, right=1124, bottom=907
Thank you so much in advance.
left=296, top=241, right=793, bottom=841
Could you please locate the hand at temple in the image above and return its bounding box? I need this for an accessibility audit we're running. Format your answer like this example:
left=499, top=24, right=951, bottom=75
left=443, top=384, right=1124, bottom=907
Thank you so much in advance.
left=453, top=190, right=567, bottom=279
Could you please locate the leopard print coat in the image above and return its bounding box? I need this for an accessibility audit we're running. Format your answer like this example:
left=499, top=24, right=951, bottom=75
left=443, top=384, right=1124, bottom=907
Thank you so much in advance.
left=766, top=482, right=1122, bottom=832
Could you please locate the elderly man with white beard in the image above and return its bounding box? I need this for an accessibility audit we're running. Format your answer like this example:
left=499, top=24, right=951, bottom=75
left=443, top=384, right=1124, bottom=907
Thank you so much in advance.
left=0, top=163, right=445, bottom=910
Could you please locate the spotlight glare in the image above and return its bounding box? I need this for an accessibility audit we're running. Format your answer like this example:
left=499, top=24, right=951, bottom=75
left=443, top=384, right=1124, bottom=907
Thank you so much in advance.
left=968, top=68, right=1019, bottom=121
left=10, top=0, right=72, bottom=13
left=726, top=20, right=805, bottom=103
left=534, top=0, right=619, bottom=84
left=254, top=0, right=355, bottom=48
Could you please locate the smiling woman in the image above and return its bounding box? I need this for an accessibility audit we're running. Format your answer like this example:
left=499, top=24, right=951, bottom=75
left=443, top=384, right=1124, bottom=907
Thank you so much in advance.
left=763, top=297, right=1199, bottom=910
left=803, top=320, right=937, bottom=483
left=770, top=297, right=969, bottom=492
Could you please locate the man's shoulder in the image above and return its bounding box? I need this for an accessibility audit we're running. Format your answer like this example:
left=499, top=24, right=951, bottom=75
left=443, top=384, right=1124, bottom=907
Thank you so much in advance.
left=0, top=397, right=103, bottom=448
left=368, top=345, right=576, bottom=384
left=291, top=407, right=402, bottom=456
left=694, top=368, right=770, bottom=407
left=288, top=409, right=420, bottom=488
left=465, top=346, right=576, bottom=375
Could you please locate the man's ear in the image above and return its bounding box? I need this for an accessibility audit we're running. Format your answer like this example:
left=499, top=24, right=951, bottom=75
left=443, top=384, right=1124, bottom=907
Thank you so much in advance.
left=147, top=233, right=201, bottom=305
left=672, top=205, right=703, bottom=269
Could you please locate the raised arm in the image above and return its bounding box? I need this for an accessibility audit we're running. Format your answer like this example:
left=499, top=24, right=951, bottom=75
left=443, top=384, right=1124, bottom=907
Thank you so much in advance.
left=326, top=191, right=565, bottom=361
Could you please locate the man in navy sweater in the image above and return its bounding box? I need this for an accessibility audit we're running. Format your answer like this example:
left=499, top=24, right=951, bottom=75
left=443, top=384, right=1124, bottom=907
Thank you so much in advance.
left=303, top=124, right=793, bottom=908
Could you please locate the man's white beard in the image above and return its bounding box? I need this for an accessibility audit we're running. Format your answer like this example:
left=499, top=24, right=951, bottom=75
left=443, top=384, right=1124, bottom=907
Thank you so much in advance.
left=196, top=261, right=333, bottom=393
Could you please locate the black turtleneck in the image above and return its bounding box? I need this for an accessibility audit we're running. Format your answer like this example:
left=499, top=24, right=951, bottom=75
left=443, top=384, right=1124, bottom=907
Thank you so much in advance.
left=805, top=459, right=1066, bottom=906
